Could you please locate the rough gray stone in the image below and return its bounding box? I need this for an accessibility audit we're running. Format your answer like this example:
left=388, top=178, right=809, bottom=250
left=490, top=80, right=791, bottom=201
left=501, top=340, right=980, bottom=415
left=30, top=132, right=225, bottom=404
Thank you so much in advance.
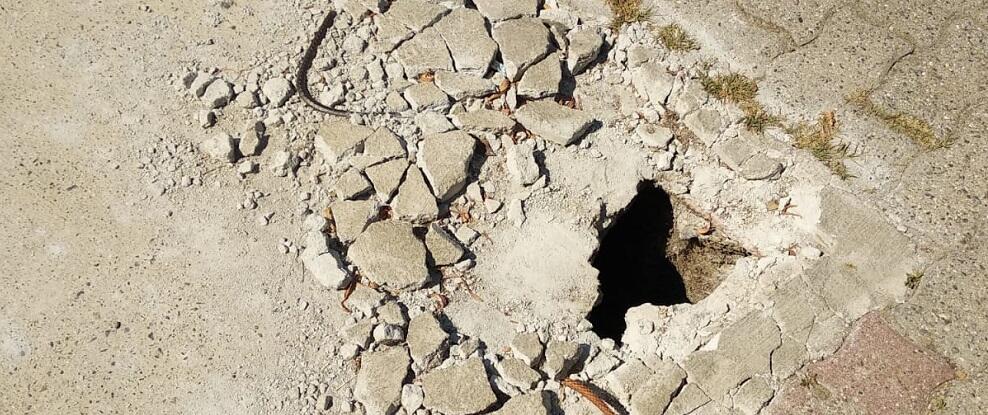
left=566, top=28, right=603, bottom=75
left=685, top=312, right=781, bottom=401
left=189, top=72, right=213, bottom=97
left=315, top=119, right=375, bottom=164
left=434, top=71, right=498, bottom=100
left=733, top=377, right=774, bottom=414
left=267, top=150, right=298, bottom=177
left=473, top=0, right=538, bottom=21
left=635, top=123, right=674, bottom=149
left=347, top=220, right=430, bottom=291
left=492, top=18, right=552, bottom=80
left=201, top=79, right=234, bottom=109
left=385, top=90, right=410, bottom=112
left=386, top=0, right=446, bottom=32
left=434, top=8, right=498, bottom=76
left=377, top=301, right=409, bottom=328
left=632, top=62, right=675, bottom=107
left=517, top=53, right=562, bottom=98
left=514, top=100, right=595, bottom=146
left=415, top=111, right=455, bottom=135
left=451, top=109, right=517, bottom=134
left=301, top=250, right=352, bottom=289
left=669, top=80, right=709, bottom=116
left=406, top=312, right=449, bottom=370
left=425, top=223, right=465, bottom=266
left=365, top=158, right=408, bottom=202
left=510, top=332, right=544, bottom=366
left=238, top=121, right=265, bottom=157
left=329, top=199, right=376, bottom=244
left=395, top=28, right=454, bottom=77
left=354, top=346, right=410, bottom=415
left=582, top=352, right=621, bottom=380
left=605, top=359, right=654, bottom=401
left=201, top=132, right=237, bottom=163
left=373, top=323, right=406, bottom=346
left=418, top=131, right=477, bottom=201
left=334, top=168, right=373, bottom=200
left=373, top=14, right=414, bottom=53
left=682, top=107, right=725, bottom=145
left=627, top=45, right=660, bottom=68
left=261, top=77, right=292, bottom=107
left=356, top=127, right=406, bottom=168
left=506, top=139, right=540, bottom=186
left=234, top=90, right=258, bottom=108
left=404, top=82, right=450, bottom=112
left=421, top=357, right=497, bottom=415
left=498, top=357, right=542, bottom=390
left=343, top=319, right=375, bottom=350
left=392, top=165, right=439, bottom=223
left=629, top=360, right=687, bottom=415
left=541, top=340, right=582, bottom=380
left=665, top=383, right=711, bottom=415
left=489, top=391, right=552, bottom=415
left=401, top=384, right=425, bottom=413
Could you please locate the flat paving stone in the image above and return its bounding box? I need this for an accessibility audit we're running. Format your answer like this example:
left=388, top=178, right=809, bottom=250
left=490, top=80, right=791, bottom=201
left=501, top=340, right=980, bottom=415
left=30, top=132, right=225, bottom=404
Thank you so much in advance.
left=407, top=312, right=450, bottom=370
left=492, top=18, right=552, bottom=80
left=489, top=391, right=552, bottom=415
left=451, top=109, right=517, bottom=134
left=347, top=220, right=430, bottom=291
left=473, top=0, right=539, bottom=21
left=629, top=360, right=687, bottom=415
left=418, top=130, right=477, bottom=201
left=518, top=52, right=562, bottom=98
left=421, top=357, right=498, bottom=415
left=434, top=8, right=498, bottom=76
left=315, top=119, right=375, bottom=164
left=392, top=165, right=439, bottom=223
left=395, top=28, right=454, bottom=77
left=514, top=100, right=595, bottom=146
left=434, top=70, right=498, bottom=100
left=329, top=199, right=377, bottom=244
left=354, top=346, right=410, bottom=415
left=365, top=158, right=408, bottom=202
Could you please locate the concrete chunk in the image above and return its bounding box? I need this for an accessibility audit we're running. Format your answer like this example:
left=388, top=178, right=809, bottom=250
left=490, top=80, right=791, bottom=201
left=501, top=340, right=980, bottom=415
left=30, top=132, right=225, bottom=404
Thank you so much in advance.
left=330, top=199, right=376, bottom=244
left=425, top=223, right=465, bottom=266
left=451, top=109, right=517, bottom=133
left=354, top=346, right=410, bottom=415
left=490, top=391, right=552, bottom=415
left=632, top=62, right=675, bottom=107
left=506, top=139, right=540, bottom=186
left=473, top=0, right=538, bottom=21
left=419, top=131, right=477, bottom=201
left=315, top=119, right=375, bottom=164
left=492, top=18, right=552, bottom=80
left=347, top=221, right=430, bottom=291
left=334, top=168, right=373, bottom=200
left=518, top=53, right=562, bottom=98
left=365, top=158, right=408, bottom=202
left=404, top=82, right=451, bottom=112
left=392, top=165, right=439, bottom=223
left=434, top=8, right=498, bottom=76
left=396, top=28, right=454, bottom=77
left=542, top=340, right=582, bottom=380
left=386, top=0, right=447, bottom=32
left=434, top=71, right=498, bottom=100
left=567, top=29, right=603, bottom=75
left=422, top=357, right=497, bottom=415
left=301, top=250, right=352, bottom=290
left=629, top=360, right=687, bottom=415
left=515, top=100, right=595, bottom=146
left=510, top=332, right=544, bottom=366
left=498, top=357, right=542, bottom=390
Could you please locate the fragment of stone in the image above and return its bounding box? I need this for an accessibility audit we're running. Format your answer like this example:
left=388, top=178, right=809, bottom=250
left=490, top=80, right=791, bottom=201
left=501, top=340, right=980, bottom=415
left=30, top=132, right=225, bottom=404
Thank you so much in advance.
left=498, top=392, right=554, bottom=415
left=582, top=352, right=621, bottom=380
left=636, top=123, right=674, bottom=149
left=510, top=332, right=544, bottom=367
left=376, top=301, right=409, bottom=328
left=451, top=109, right=517, bottom=134
left=386, top=0, right=447, bottom=32
left=712, top=136, right=783, bottom=180
left=473, top=0, right=538, bottom=21
left=301, top=250, right=352, bottom=290
left=627, top=45, right=660, bottom=68
left=404, top=82, right=451, bottom=112
left=392, top=165, right=439, bottom=223
left=401, top=384, right=425, bottom=413
left=454, top=226, right=480, bottom=245
left=201, top=79, right=234, bottom=109
left=334, top=168, right=373, bottom=200
left=629, top=360, right=687, bottom=415
left=507, top=198, right=525, bottom=226
left=262, top=77, right=293, bottom=107
left=198, top=109, right=216, bottom=128
left=632, top=62, right=675, bottom=107
left=201, top=132, right=238, bottom=163
left=354, top=346, right=410, bottom=415
left=492, top=18, right=552, bottom=80
left=506, top=139, right=540, bottom=186
left=356, top=127, right=407, bottom=167
left=238, top=121, right=266, bottom=157
left=421, top=357, right=497, bottom=415
left=567, top=28, right=603, bottom=74
left=268, top=150, right=298, bottom=177
left=685, top=312, right=781, bottom=401
left=665, top=383, right=711, bottom=415
left=407, top=312, right=450, bottom=370
left=517, top=53, right=562, bottom=98
left=425, top=223, right=465, bottom=266
left=189, top=72, right=213, bottom=97
left=514, top=100, right=595, bottom=146
left=347, top=220, right=430, bottom=291
left=373, top=15, right=414, bottom=52
left=415, top=111, right=455, bottom=135
left=315, top=119, right=375, bottom=164
left=396, top=28, right=454, bottom=77
left=373, top=323, right=406, bottom=346
left=434, top=8, right=498, bottom=76
left=498, top=357, right=542, bottom=390
left=348, top=284, right=386, bottom=316
left=541, top=340, right=582, bottom=380
left=385, top=90, right=410, bottom=112
left=329, top=199, right=376, bottom=244
left=234, top=90, right=259, bottom=108
left=434, top=71, right=498, bottom=100
left=605, top=359, right=654, bottom=401
left=683, top=107, right=725, bottom=145
left=669, top=80, right=708, bottom=115
left=733, top=377, right=774, bottom=414
left=343, top=319, right=375, bottom=350
left=365, top=158, right=408, bottom=202
left=418, top=131, right=477, bottom=201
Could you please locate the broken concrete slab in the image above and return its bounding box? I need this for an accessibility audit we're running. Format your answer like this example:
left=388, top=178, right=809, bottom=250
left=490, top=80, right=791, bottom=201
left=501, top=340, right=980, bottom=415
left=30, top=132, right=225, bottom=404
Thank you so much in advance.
left=373, top=14, right=414, bottom=53
left=334, top=168, right=373, bottom=200
left=434, top=8, right=498, bottom=76
left=635, top=124, right=675, bottom=149
left=506, top=139, right=540, bottom=186
left=566, top=28, right=603, bottom=75
left=201, top=132, right=237, bottom=163
left=392, top=165, right=439, bottom=223
left=355, top=127, right=406, bottom=168
left=415, top=111, right=456, bottom=135
left=404, top=82, right=451, bottom=112
left=421, top=357, right=497, bottom=415
left=629, top=360, right=687, bottom=415
left=434, top=71, right=498, bottom=100
left=498, top=357, right=542, bottom=390
left=425, top=223, right=465, bottom=266
left=301, top=250, right=352, bottom=290
left=605, top=359, right=655, bottom=402
left=418, top=130, right=477, bottom=201
left=683, top=107, right=726, bottom=145
left=492, top=18, right=552, bottom=80
left=407, top=312, right=450, bottom=370
left=514, top=100, right=595, bottom=146
left=347, top=220, right=430, bottom=291
left=315, top=119, right=375, bottom=164
left=542, top=340, right=582, bottom=380
left=395, top=28, right=454, bottom=77
left=201, top=79, right=234, bottom=109
left=385, top=0, right=447, bottom=32
left=365, top=158, right=408, bottom=202
left=451, top=109, right=517, bottom=134
left=734, top=377, right=774, bottom=415
left=473, top=0, right=539, bottom=21
left=510, top=332, right=544, bottom=367
left=354, top=346, right=410, bottom=415
left=665, top=383, right=711, bottom=415
left=632, top=62, right=675, bottom=108
left=517, top=53, right=562, bottom=98
left=330, top=199, right=376, bottom=244
left=489, top=391, right=552, bottom=415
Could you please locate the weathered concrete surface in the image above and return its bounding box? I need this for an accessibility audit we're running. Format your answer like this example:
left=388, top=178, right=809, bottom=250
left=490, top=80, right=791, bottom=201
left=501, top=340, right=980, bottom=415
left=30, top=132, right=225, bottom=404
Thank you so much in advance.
left=421, top=357, right=498, bottom=415
left=354, top=346, right=411, bottom=415
left=347, top=220, right=430, bottom=290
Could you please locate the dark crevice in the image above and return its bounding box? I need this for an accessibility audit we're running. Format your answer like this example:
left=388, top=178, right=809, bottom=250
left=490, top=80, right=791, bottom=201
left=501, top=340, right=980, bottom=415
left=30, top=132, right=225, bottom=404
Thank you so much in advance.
left=587, top=182, right=690, bottom=343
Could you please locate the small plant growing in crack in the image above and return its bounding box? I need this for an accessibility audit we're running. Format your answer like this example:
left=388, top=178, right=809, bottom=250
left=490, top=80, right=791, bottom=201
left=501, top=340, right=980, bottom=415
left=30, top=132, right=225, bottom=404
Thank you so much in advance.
left=656, top=24, right=699, bottom=51
left=739, top=101, right=782, bottom=133
left=700, top=72, right=759, bottom=103
left=905, top=269, right=924, bottom=290
left=787, top=111, right=853, bottom=179
left=605, top=0, right=652, bottom=30
left=847, top=90, right=946, bottom=150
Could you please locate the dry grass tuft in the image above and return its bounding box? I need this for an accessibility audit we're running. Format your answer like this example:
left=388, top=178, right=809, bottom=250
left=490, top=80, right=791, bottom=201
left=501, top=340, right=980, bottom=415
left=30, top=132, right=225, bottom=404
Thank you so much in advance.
left=787, top=111, right=852, bottom=179
left=905, top=270, right=924, bottom=290
left=656, top=24, right=699, bottom=51
left=701, top=72, right=759, bottom=103
left=605, top=0, right=651, bottom=30
left=739, top=101, right=782, bottom=133
left=847, top=91, right=945, bottom=150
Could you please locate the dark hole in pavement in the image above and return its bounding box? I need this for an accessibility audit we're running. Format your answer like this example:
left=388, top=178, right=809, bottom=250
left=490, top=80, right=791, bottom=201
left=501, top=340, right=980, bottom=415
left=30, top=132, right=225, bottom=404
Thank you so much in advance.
left=587, top=182, right=689, bottom=343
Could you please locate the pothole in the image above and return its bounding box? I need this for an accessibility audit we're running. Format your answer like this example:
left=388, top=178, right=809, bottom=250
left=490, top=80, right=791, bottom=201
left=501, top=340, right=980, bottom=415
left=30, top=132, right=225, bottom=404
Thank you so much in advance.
left=587, top=182, right=747, bottom=342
